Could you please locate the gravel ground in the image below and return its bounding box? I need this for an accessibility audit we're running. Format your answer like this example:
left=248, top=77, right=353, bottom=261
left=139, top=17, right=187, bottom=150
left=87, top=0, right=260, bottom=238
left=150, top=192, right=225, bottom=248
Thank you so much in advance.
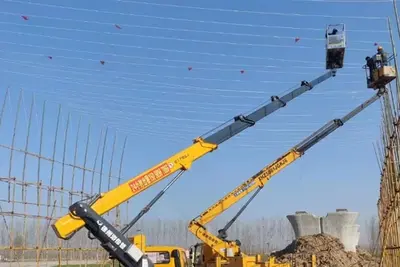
left=271, top=234, right=379, bottom=267
left=0, top=260, right=101, bottom=267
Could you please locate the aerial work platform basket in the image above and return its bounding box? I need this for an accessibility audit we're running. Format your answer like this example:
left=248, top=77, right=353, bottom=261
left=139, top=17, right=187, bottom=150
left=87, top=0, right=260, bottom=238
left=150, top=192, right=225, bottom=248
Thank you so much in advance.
left=363, top=47, right=397, bottom=90
left=325, top=24, right=346, bottom=70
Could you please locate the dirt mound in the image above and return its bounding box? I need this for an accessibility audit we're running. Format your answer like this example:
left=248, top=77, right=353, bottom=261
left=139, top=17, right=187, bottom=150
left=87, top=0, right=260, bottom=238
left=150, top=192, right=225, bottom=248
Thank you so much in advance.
left=271, top=234, right=379, bottom=267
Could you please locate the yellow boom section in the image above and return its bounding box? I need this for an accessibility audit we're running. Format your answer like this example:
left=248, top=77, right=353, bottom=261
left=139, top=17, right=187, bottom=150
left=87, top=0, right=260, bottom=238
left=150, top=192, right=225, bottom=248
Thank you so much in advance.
left=53, top=138, right=217, bottom=239
left=188, top=88, right=386, bottom=260
left=188, top=149, right=302, bottom=258
left=52, top=70, right=337, bottom=240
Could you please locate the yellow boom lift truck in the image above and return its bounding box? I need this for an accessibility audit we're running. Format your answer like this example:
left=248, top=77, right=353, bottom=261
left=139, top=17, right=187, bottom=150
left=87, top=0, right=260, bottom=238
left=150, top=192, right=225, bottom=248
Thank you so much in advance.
left=187, top=90, right=389, bottom=267
left=187, top=48, right=397, bottom=267
left=51, top=24, right=346, bottom=267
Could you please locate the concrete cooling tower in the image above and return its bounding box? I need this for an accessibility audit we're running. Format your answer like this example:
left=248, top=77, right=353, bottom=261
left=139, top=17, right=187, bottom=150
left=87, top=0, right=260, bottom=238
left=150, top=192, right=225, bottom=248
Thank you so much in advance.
left=286, top=209, right=360, bottom=252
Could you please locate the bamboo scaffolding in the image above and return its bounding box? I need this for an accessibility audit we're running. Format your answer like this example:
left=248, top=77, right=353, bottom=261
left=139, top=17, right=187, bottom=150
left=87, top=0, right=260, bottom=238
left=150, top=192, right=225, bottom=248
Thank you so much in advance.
left=0, top=89, right=129, bottom=266
left=377, top=17, right=400, bottom=267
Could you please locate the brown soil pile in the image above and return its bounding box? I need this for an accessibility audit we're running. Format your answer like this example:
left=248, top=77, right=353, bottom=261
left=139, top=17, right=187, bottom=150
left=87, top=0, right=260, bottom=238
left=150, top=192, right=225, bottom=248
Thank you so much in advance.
left=270, top=234, right=379, bottom=267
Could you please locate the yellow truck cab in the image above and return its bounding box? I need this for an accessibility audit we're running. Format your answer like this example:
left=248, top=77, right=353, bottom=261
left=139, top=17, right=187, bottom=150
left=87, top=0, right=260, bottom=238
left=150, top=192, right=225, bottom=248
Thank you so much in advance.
left=129, top=234, right=189, bottom=267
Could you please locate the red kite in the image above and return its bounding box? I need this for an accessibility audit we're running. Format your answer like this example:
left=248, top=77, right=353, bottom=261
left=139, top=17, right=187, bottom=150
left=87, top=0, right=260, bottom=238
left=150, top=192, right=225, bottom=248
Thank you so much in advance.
left=48, top=56, right=53, bottom=60
left=295, top=37, right=300, bottom=43
left=115, top=24, right=121, bottom=30
left=21, top=15, right=29, bottom=20
left=240, top=70, right=244, bottom=74
left=188, top=66, right=192, bottom=71
left=100, top=60, right=105, bottom=65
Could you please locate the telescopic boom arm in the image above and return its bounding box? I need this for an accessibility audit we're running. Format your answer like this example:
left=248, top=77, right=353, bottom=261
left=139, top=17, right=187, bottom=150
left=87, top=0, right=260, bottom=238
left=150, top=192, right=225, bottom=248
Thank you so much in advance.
left=188, top=88, right=386, bottom=259
left=52, top=71, right=336, bottom=240
left=68, top=202, right=151, bottom=267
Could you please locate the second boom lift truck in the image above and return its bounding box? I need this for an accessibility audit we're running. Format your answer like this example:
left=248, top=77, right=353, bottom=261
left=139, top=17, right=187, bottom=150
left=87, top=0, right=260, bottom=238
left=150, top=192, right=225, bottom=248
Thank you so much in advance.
left=188, top=33, right=396, bottom=267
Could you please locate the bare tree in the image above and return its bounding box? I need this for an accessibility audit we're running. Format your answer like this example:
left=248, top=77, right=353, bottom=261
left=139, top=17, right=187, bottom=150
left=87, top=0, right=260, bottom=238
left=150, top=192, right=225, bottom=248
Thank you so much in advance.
left=13, top=233, right=23, bottom=261
left=365, top=215, right=379, bottom=254
left=0, top=216, right=298, bottom=261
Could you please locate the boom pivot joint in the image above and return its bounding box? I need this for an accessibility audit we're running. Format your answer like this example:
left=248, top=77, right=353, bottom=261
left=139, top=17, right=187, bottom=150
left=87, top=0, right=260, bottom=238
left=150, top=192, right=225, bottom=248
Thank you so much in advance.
left=333, top=119, right=344, bottom=127
left=234, top=115, right=255, bottom=126
left=301, top=80, right=313, bottom=90
left=271, top=96, right=286, bottom=107
left=377, top=87, right=387, bottom=96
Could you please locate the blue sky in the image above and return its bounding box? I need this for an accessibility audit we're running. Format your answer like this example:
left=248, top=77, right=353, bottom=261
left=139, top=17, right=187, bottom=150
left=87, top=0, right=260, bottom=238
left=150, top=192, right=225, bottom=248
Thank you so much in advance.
left=0, top=0, right=397, bottom=241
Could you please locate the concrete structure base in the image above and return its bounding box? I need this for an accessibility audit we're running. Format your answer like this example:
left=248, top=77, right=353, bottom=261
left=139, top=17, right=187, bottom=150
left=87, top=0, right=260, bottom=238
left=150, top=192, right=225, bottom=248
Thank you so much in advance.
left=286, top=209, right=360, bottom=252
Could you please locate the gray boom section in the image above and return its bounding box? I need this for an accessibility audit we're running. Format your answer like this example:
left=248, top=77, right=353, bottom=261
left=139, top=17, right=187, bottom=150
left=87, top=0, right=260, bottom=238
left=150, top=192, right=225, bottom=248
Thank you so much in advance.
left=204, top=70, right=336, bottom=145
left=295, top=88, right=384, bottom=153
left=212, top=89, right=384, bottom=244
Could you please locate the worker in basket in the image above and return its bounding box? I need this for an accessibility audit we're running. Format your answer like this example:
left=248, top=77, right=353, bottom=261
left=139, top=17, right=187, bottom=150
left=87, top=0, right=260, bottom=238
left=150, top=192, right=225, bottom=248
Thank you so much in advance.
left=377, top=46, right=388, bottom=66
left=365, top=45, right=395, bottom=89
left=365, top=56, right=376, bottom=84
left=325, top=27, right=344, bottom=69
left=325, top=28, right=338, bottom=38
